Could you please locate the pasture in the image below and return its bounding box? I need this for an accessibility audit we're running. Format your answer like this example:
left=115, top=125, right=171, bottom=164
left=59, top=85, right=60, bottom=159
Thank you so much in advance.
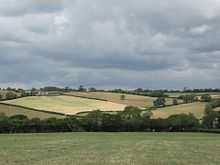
left=67, top=92, right=178, bottom=108
left=3, top=96, right=126, bottom=115
left=0, top=103, right=64, bottom=119
left=152, top=102, right=206, bottom=119
left=0, top=132, right=219, bottom=165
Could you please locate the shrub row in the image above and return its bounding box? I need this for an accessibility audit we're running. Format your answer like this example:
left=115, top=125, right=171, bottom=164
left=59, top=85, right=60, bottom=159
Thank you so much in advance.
left=0, top=106, right=219, bottom=133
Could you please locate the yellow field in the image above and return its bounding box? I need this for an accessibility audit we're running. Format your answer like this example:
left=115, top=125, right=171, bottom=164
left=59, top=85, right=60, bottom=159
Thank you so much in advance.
left=152, top=102, right=206, bottom=119
left=3, top=96, right=126, bottom=115
left=66, top=92, right=179, bottom=108
left=0, top=103, right=63, bottom=119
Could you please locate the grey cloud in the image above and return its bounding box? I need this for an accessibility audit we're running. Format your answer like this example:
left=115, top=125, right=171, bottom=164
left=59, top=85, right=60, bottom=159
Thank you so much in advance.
left=0, top=0, right=220, bottom=89
left=0, top=0, right=65, bottom=16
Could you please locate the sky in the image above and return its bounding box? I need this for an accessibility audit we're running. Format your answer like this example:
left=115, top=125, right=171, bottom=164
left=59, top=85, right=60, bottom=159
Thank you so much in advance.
left=0, top=0, right=220, bottom=90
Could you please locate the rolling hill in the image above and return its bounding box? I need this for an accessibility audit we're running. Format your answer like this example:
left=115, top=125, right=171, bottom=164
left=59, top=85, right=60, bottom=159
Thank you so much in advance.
left=3, top=96, right=126, bottom=115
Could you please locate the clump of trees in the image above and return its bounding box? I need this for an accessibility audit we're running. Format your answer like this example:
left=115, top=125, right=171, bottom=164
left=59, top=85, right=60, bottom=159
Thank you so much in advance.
left=203, top=99, right=220, bottom=115
left=173, top=98, right=178, bottom=105
left=153, top=97, right=166, bottom=108
left=201, top=94, right=212, bottom=102
left=178, top=94, right=197, bottom=103
left=202, top=98, right=220, bottom=129
left=5, top=92, right=17, bottom=100
left=150, top=91, right=166, bottom=97
left=201, top=111, right=220, bottom=129
left=209, top=99, right=220, bottom=109
left=120, top=95, right=125, bottom=100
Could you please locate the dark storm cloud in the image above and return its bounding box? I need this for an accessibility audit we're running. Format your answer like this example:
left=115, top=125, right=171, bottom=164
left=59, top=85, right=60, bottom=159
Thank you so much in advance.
left=0, top=0, right=220, bottom=89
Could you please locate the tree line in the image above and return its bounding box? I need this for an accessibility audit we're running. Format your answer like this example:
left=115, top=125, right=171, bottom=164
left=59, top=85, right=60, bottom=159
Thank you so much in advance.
left=0, top=106, right=219, bottom=133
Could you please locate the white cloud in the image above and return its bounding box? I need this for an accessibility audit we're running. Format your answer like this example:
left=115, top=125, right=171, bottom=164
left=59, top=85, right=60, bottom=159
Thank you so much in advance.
left=189, top=25, right=212, bottom=35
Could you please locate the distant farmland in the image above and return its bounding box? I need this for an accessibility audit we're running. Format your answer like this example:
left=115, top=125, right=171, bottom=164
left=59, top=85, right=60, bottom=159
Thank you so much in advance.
left=166, top=92, right=220, bottom=98
left=152, top=102, right=206, bottom=119
left=66, top=92, right=179, bottom=108
left=1, top=92, right=214, bottom=119
left=3, top=96, right=126, bottom=115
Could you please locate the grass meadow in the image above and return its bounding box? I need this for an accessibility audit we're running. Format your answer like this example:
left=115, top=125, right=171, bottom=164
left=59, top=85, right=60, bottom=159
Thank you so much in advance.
left=0, top=132, right=219, bottom=165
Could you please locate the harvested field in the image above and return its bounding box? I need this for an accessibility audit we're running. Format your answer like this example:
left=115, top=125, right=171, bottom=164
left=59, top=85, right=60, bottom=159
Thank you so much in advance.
left=3, top=96, right=126, bottom=115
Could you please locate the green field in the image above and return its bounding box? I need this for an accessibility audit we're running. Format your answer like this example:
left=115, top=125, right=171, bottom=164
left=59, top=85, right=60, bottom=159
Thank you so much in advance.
left=67, top=92, right=180, bottom=108
left=0, top=103, right=64, bottom=119
left=3, top=96, right=126, bottom=115
left=152, top=102, right=206, bottom=119
left=0, top=132, right=219, bottom=165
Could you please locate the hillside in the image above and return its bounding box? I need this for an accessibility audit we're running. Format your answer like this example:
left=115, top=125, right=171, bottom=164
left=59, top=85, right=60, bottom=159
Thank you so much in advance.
left=3, top=96, right=126, bottom=115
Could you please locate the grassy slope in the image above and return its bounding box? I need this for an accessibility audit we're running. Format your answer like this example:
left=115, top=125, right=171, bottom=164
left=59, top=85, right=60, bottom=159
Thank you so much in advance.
left=3, top=96, right=126, bottom=115
left=152, top=102, right=206, bottom=119
left=0, top=104, right=64, bottom=119
left=0, top=132, right=219, bottom=165
left=67, top=92, right=179, bottom=108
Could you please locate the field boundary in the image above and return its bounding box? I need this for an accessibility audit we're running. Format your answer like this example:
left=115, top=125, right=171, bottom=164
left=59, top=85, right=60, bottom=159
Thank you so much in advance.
left=76, top=110, right=121, bottom=116
left=63, top=93, right=108, bottom=102
left=0, top=102, right=66, bottom=117
left=199, top=128, right=220, bottom=134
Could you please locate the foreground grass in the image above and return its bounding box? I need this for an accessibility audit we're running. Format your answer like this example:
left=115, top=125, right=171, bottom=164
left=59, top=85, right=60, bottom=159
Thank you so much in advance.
left=152, top=102, right=206, bottom=119
left=0, top=104, right=63, bottom=119
left=0, top=132, right=219, bottom=165
left=3, top=96, right=126, bottom=115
